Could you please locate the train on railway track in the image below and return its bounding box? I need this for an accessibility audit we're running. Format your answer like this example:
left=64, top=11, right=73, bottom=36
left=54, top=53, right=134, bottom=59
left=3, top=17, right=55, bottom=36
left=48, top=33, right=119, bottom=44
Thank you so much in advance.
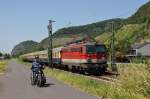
left=21, top=42, right=108, bottom=75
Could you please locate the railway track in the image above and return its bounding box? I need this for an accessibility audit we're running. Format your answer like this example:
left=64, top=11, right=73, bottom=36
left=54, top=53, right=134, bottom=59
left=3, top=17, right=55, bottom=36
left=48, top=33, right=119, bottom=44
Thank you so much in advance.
left=85, top=73, right=119, bottom=84
left=50, top=66, right=119, bottom=84
left=92, top=75, right=119, bottom=84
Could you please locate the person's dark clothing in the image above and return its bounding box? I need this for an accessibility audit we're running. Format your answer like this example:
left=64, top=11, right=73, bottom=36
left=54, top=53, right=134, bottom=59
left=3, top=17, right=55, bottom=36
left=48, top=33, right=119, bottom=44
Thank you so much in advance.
left=31, top=61, right=42, bottom=73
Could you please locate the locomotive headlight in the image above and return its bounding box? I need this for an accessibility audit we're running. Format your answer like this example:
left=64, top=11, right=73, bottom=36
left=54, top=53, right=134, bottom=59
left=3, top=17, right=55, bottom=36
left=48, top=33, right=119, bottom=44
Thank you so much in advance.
left=101, top=57, right=105, bottom=60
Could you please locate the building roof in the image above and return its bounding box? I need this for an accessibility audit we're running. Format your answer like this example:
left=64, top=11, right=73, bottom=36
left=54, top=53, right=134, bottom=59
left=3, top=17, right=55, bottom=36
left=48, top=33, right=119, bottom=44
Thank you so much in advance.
left=131, top=42, right=150, bottom=49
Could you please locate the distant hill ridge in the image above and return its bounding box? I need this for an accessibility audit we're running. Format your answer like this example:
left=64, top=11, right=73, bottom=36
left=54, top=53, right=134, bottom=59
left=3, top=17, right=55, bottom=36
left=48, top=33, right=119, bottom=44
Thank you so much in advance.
left=11, top=40, right=43, bottom=56
left=11, top=1, right=150, bottom=56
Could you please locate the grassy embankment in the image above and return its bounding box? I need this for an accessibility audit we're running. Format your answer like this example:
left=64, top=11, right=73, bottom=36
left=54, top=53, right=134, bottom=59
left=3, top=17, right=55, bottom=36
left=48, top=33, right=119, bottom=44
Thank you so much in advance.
left=18, top=58, right=150, bottom=99
left=0, top=60, right=8, bottom=74
left=44, top=63, right=150, bottom=99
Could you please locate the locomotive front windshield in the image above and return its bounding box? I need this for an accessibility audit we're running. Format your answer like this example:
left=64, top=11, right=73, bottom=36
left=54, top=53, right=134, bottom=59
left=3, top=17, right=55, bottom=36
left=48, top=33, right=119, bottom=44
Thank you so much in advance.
left=96, top=45, right=106, bottom=53
left=86, top=45, right=106, bottom=54
left=86, top=45, right=95, bottom=54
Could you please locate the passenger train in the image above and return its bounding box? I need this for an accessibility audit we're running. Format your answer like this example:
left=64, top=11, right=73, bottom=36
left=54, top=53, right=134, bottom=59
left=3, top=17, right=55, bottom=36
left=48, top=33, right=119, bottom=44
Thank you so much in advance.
left=21, top=42, right=108, bottom=75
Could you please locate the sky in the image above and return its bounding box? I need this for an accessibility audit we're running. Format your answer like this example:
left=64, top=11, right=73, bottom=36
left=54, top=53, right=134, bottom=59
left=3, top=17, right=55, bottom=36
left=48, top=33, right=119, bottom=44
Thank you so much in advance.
left=0, top=0, right=149, bottom=53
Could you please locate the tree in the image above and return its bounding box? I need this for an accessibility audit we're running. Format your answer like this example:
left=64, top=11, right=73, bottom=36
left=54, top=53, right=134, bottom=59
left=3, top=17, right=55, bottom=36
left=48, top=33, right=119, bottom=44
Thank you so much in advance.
left=0, top=52, right=2, bottom=57
left=4, top=53, right=10, bottom=59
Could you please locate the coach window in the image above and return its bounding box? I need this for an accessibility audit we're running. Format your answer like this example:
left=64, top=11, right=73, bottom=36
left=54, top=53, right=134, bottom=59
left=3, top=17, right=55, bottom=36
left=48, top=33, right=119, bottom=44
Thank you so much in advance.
left=62, top=48, right=69, bottom=52
left=55, top=53, right=57, bottom=57
left=53, top=53, right=54, bottom=57
left=86, top=45, right=95, bottom=54
left=55, top=53, right=56, bottom=57
left=71, top=48, right=82, bottom=52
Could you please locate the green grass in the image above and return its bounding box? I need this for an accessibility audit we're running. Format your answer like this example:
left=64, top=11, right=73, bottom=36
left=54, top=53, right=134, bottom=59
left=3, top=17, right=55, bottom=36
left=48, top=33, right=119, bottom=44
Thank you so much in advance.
left=0, top=60, right=8, bottom=74
left=44, top=68, right=109, bottom=98
left=44, top=63, right=150, bottom=99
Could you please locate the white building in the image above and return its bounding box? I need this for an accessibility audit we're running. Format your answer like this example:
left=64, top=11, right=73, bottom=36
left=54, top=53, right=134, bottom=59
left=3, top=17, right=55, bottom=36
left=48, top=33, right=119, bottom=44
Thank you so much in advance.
left=127, top=43, right=150, bottom=57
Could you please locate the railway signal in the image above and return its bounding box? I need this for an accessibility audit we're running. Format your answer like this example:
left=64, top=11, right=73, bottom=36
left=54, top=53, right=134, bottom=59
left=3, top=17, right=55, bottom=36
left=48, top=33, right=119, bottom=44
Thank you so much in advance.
left=47, top=20, right=55, bottom=68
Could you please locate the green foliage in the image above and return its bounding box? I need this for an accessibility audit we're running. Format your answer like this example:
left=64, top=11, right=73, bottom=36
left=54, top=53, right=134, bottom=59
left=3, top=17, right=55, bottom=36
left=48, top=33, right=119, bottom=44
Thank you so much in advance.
left=3, top=53, right=10, bottom=59
left=0, top=52, right=10, bottom=59
left=115, top=52, right=129, bottom=62
left=53, top=18, right=123, bottom=38
left=95, top=32, right=110, bottom=43
left=0, top=61, right=8, bottom=73
left=118, top=63, right=150, bottom=98
left=126, top=1, right=150, bottom=24
left=115, top=24, right=143, bottom=52
left=40, top=37, right=74, bottom=49
left=19, top=57, right=29, bottom=62
left=96, top=23, right=148, bottom=54
left=0, top=52, right=3, bottom=57
left=131, top=56, right=150, bottom=64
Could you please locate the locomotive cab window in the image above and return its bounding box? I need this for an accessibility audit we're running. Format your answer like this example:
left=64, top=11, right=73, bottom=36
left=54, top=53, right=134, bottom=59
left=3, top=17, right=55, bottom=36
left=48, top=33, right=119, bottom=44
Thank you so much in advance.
left=86, top=45, right=106, bottom=54
left=86, top=45, right=95, bottom=54
left=96, top=45, right=106, bottom=53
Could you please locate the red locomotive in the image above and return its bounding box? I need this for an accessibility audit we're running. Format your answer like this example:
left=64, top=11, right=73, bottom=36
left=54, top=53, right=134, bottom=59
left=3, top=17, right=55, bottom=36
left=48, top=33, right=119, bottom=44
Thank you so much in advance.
left=60, top=43, right=108, bottom=74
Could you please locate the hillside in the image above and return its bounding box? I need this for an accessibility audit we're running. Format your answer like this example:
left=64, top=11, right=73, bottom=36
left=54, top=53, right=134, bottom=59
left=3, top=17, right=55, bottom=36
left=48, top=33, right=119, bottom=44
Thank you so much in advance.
left=53, top=18, right=123, bottom=38
left=96, top=1, right=150, bottom=53
left=11, top=40, right=39, bottom=56
left=39, top=18, right=123, bottom=49
left=40, top=37, right=74, bottom=49
left=126, top=1, right=150, bottom=24
left=95, top=23, right=150, bottom=52
left=11, top=1, right=150, bottom=56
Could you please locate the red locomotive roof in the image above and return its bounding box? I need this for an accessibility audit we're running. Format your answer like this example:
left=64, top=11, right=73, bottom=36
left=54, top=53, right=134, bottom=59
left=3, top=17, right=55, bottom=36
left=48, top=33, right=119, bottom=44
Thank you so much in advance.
left=65, top=42, right=105, bottom=47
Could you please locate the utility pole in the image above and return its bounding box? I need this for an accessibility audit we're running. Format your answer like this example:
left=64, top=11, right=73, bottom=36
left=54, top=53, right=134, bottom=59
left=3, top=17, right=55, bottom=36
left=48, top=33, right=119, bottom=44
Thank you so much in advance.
left=47, top=20, right=55, bottom=68
left=110, top=22, right=117, bottom=72
left=145, top=19, right=150, bottom=32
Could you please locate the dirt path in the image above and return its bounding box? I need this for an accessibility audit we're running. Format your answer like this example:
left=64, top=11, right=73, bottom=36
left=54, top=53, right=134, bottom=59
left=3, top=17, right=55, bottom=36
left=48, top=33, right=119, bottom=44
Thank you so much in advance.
left=0, top=60, right=99, bottom=99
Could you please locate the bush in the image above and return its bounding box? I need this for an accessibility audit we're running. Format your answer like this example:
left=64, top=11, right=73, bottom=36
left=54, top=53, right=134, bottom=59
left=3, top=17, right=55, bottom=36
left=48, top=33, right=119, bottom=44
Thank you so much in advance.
left=115, top=52, right=130, bottom=62
left=19, top=57, right=29, bottom=62
left=0, top=61, right=8, bottom=73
